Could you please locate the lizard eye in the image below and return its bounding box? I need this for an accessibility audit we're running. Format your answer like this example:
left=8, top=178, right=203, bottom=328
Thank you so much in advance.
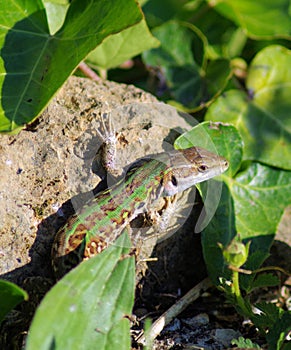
left=171, top=175, right=178, bottom=187
left=198, top=164, right=208, bottom=172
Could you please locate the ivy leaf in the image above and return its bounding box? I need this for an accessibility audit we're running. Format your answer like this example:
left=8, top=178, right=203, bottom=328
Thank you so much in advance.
left=143, top=21, right=232, bottom=111
left=175, top=123, right=240, bottom=282
left=210, top=0, right=291, bottom=39
left=206, top=45, right=291, bottom=169
left=226, top=162, right=291, bottom=237
left=87, top=19, right=160, bottom=70
left=191, top=7, right=247, bottom=60
left=42, top=0, right=70, bottom=34
left=0, top=0, right=142, bottom=133
left=201, top=183, right=236, bottom=283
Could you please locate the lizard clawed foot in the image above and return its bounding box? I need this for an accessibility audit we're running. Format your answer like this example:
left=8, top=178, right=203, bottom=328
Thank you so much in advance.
left=93, top=112, right=121, bottom=178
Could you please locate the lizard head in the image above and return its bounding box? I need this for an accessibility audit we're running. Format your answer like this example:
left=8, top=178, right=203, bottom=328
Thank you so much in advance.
left=161, top=146, right=229, bottom=196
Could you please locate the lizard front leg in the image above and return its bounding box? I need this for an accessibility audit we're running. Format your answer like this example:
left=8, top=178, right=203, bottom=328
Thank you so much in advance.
left=144, top=195, right=179, bottom=233
left=93, top=112, right=122, bottom=178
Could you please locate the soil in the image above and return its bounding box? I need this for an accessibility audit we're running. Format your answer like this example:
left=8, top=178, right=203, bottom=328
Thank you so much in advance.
left=0, top=76, right=290, bottom=349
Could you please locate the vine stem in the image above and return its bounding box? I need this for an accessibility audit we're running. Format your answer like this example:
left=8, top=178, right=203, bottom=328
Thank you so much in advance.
left=232, top=269, right=251, bottom=317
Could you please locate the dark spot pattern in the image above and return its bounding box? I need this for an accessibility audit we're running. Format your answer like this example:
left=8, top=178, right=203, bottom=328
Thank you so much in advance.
left=84, top=236, right=108, bottom=258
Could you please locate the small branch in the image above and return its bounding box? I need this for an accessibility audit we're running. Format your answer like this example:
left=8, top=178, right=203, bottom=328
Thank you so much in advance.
left=228, top=264, right=291, bottom=277
left=136, top=277, right=212, bottom=346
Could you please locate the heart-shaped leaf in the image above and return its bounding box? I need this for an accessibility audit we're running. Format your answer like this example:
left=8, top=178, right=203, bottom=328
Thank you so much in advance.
left=0, top=0, right=142, bottom=133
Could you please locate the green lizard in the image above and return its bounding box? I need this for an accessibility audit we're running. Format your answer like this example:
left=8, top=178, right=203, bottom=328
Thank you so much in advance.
left=51, top=143, right=228, bottom=279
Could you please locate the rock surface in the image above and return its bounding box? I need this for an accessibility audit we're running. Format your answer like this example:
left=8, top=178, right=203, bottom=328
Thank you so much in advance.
left=0, top=76, right=203, bottom=285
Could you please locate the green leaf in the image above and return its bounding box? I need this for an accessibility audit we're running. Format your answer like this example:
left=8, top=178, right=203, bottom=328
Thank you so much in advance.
left=267, top=311, right=291, bottom=350
left=0, top=0, right=142, bottom=133
left=143, top=21, right=232, bottom=111
left=142, top=0, right=186, bottom=27
left=42, top=0, right=70, bottom=35
left=143, top=21, right=204, bottom=67
left=226, top=162, right=291, bottom=237
left=204, top=59, right=233, bottom=99
left=247, top=45, right=291, bottom=130
left=247, top=273, right=280, bottom=292
left=201, top=183, right=236, bottom=283
left=210, top=0, right=291, bottom=39
left=143, top=21, right=203, bottom=109
left=251, top=301, right=291, bottom=348
left=206, top=45, right=291, bottom=169
left=26, top=232, right=135, bottom=350
left=231, top=336, right=261, bottom=349
left=190, top=7, right=247, bottom=59
left=87, top=19, right=160, bottom=70
left=252, top=302, right=283, bottom=328
left=0, top=279, right=28, bottom=323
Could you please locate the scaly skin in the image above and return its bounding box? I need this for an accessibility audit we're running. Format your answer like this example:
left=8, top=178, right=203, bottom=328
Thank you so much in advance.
left=51, top=147, right=228, bottom=278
